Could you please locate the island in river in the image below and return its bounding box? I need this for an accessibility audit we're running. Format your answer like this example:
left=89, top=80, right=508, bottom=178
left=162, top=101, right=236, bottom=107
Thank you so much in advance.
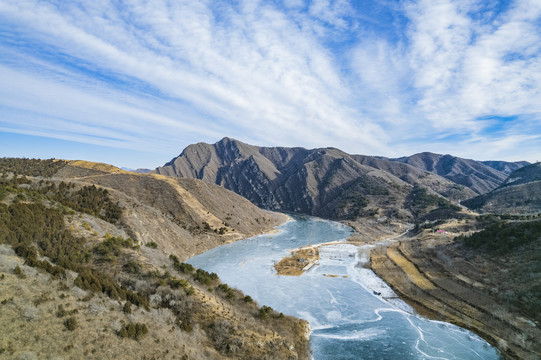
left=188, top=216, right=502, bottom=360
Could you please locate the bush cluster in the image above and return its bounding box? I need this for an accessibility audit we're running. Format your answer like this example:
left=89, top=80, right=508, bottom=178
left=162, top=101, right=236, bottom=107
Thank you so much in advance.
left=459, top=220, right=541, bottom=255
left=93, top=234, right=137, bottom=262
left=216, top=284, right=235, bottom=299
left=0, top=172, right=123, bottom=225
left=65, top=317, right=78, bottom=331
left=408, top=185, right=460, bottom=214
left=74, top=269, right=149, bottom=309
left=145, top=241, right=158, bottom=249
left=48, top=183, right=123, bottom=224
left=193, top=268, right=219, bottom=286
left=0, top=158, right=67, bottom=178
left=169, top=254, right=194, bottom=274
left=258, top=305, right=274, bottom=320
left=118, top=322, right=148, bottom=340
left=0, top=197, right=149, bottom=310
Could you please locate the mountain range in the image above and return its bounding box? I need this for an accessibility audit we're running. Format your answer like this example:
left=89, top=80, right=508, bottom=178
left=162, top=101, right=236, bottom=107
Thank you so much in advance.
left=154, top=137, right=533, bottom=220
left=1, top=143, right=539, bottom=360
left=391, top=152, right=527, bottom=194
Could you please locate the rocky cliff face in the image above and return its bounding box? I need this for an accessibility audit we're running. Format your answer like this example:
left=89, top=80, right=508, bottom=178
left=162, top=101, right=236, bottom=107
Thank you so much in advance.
left=155, top=138, right=476, bottom=221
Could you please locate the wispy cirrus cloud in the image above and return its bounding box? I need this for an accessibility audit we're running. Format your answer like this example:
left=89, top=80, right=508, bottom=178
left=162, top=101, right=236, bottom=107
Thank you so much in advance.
left=0, top=0, right=539, bottom=168
left=349, top=0, right=541, bottom=161
left=406, top=0, right=541, bottom=128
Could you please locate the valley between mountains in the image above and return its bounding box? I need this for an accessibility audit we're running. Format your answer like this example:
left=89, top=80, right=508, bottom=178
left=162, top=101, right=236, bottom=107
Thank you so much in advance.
left=1, top=138, right=540, bottom=359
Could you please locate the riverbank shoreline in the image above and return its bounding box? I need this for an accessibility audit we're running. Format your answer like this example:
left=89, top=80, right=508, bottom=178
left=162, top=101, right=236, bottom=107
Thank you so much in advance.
left=370, top=231, right=540, bottom=360
left=272, top=216, right=539, bottom=359
left=190, top=215, right=502, bottom=359
left=279, top=217, right=535, bottom=359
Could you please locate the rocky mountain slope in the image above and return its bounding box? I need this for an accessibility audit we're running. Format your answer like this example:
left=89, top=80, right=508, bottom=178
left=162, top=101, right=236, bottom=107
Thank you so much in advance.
left=371, top=215, right=541, bottom=360
left=155, top=138, right=475, bottom=222
left=463, top=162, right=541, bottom=214
left=389, top=152, right=524, bottom=195
left=0, top=158, right=309, bottom=360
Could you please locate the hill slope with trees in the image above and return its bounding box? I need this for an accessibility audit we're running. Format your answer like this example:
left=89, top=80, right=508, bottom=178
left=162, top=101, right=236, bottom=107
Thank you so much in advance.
left=0, top=158, right=309, bottom=360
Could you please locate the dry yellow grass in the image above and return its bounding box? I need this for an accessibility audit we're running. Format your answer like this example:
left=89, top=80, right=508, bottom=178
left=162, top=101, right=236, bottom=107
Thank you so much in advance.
left=386, top=247, right=436, bottom=290
left=69, top=160, right=132, bottom=174
left=149, top=174, right=226, bottom=230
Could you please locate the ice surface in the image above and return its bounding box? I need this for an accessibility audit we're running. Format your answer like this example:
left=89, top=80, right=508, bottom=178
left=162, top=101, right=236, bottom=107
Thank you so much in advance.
left=188, top=217, right=500, bottom=360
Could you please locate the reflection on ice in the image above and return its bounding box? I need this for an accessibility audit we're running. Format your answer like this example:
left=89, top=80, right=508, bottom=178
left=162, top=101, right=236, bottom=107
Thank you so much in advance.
left=188, top=217, right=500, bottom=360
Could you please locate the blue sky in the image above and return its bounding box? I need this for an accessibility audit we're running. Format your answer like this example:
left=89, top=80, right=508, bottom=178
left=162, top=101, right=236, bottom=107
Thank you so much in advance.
left=0, top=0, right=540, bottom=169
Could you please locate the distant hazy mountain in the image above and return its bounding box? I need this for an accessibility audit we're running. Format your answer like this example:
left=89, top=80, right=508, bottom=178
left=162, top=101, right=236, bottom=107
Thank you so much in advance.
left=132, top=168, right=152, bottom=174
left=120, top=167, right=152, bottom=173
left=463, top=162, right=541, bottom=214
left=155, top=138, right=475, bottom=220
left=390, top=152, right=513, bottom=195
left=481, top=160, right=530, bottom=175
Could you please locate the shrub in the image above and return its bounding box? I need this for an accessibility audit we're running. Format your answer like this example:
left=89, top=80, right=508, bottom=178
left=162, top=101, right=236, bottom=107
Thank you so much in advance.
left=202, top=221, right=212, bottom=231
left=145, top=241, right=158, bottom=249
left=168, top=278, right=188, bottom=289
left=13, top=264, right=24, bottom=277
left=93, top=235, right=137, bottom=262
left=193, top=268, right=218, bottom=285
left=57, top=304, right=67, bottom=318
left=179, top=321, right=193, bottom=332
left=123, top=301, right=132, bottom=314
left=258, top=305, right=273, bottom=320
left=169, top=255, right=194, bottom=274
left=65, top=317, right=77, bottom=331
left=123, top=261, right=141, bottom=274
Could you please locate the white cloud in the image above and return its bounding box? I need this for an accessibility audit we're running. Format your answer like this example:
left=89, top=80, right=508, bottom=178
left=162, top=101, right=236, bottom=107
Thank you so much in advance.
left=404, top=0, right=541, bottom=128
left=0, top=0, right=392, bottom=157
left=0, top=0, right=539, bottom=164
left=308, top=0, right=353, bottom=29
left=347, top=0, right=541, bottom=161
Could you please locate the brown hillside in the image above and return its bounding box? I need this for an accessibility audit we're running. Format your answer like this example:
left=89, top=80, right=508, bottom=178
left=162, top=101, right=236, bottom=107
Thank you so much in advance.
left=0, top=158, right=309, bottom=360
left=155, top=138, right=473, bottom=221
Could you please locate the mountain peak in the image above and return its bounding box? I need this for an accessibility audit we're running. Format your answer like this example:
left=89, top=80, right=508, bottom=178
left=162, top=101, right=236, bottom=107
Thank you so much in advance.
left=156, top=141, right=482, bottom=221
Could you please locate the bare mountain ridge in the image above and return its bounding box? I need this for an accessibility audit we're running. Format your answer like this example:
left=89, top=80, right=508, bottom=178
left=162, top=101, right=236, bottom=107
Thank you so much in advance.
left=389, top=152, right=526, bottom=195
left=503, top=162, right=541, bottom=187
left=481, top=160, right=530, bottom=175
left=155, top=138, right=478, bottom=221
left=463, top=162, right=541, bottom=214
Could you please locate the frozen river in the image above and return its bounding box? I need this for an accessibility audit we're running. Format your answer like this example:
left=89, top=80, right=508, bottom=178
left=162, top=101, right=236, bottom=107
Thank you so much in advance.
left=188, top=216, right=500, bottom=359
